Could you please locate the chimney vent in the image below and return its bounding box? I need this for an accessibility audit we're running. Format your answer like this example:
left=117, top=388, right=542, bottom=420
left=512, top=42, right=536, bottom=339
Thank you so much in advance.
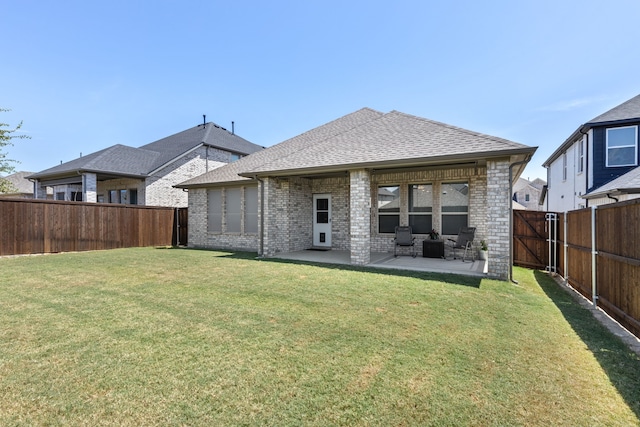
left=232, top=121, right=235, bottom=135
left=202, top=114, right=206, bottom=126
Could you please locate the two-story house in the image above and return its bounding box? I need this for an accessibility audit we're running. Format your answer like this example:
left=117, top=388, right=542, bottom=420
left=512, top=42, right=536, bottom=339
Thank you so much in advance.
left=28, top=120, right=264, bottom=207
left=543, top=93, right=640, bottom=211
left=512, top=177, right=546, bottom=211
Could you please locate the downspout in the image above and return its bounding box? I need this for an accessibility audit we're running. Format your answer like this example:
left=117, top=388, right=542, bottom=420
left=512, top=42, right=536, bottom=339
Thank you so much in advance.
left=591, top=205, right=598, bottom=306
left=509, top=154, right=532, bottom=284
left=580, top=127, right=589, bottom=208
left=255, top=175, right=265, bottom=257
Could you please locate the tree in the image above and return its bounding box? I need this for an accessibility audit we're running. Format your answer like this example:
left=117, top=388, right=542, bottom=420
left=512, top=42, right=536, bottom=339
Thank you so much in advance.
left=0, top=109, right=30, bottom=193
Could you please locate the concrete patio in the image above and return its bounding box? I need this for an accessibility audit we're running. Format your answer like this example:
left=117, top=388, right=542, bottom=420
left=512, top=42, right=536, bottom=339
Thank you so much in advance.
left=271, top=249, right=488, bottom=278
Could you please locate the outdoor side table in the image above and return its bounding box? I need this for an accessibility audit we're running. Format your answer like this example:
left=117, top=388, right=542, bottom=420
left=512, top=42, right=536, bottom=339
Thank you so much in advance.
left=423, top=239, right=444, bottom=258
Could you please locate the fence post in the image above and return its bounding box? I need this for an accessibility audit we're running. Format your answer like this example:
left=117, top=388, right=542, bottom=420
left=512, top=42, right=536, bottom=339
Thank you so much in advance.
left=563, top=212, right=568, bottom=284
left=545, top=213, right=558, bottom=274
left=591, top=206, right=598, bottom=307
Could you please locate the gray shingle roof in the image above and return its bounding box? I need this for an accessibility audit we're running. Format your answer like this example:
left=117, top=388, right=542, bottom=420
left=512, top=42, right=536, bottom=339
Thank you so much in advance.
left=29, top=145, right=161, bottom=178
left=177, top=108, right=535, bottom=188
left=242, top=110, right=531, bottom=176
left=29, top=122, right=263, bottom=180
left=176, top=108, right=384, bottom=187
left=583, top=166, right=640, bottom=198
left=1, top=171, right=35, bottom=193
left=588, top=94, right=640, bottom=124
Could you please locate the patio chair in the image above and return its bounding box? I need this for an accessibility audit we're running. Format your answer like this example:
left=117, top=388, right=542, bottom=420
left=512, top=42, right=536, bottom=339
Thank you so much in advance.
left=446, top=227, right=476, bottom=262
left=394, top=226, right=417, bottom=258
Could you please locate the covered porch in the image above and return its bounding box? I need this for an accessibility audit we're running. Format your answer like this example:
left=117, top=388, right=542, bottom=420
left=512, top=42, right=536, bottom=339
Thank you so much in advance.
left=270, top=250, right=488, bottom=278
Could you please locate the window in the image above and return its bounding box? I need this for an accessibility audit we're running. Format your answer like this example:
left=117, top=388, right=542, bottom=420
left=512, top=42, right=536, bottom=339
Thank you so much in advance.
left=562, top=153, right=567, bottom=181
left=408, top=184, right=432, bottom=234
left=441, top=182, right=469, bottom=235
left=525, top=194, right=530, bottom=202
left=56, top=192, right=65, bottom=201
left=607, top=126, right=638, bottom=167
left=207, top=189, right=222, bottom=232
left=578, top=140, right=584, bottom=173
left=71, top=191, right=83, bottom=201
left=378, top=186, right=400, bottom=233
left=129, top=189, right=138, bottom=205
left=226, top=188, right=242, bottom=232
left=230, top=153, right=242, bottom=162
left=244, top=187, right=258, bottom=234
left=109, top=190, right=119, bottom=203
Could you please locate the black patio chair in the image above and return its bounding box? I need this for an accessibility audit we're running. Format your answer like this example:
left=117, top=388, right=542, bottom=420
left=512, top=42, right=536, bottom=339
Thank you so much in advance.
left=394, top=226, right=416, bottom=258
left=446, top=227, right=476, bottom=262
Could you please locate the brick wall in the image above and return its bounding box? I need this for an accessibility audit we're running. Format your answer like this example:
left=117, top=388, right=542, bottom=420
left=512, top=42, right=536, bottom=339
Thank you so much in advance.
left=145, top=146, right=228, bottom=207
left=486, top=159, right=511, bottom=280
left=349, top=169, right=371, bottom=265
left=370, top=167, right=488, bottom=256
left=188, top=163, right=514, bottom=279
left=187, top=185, right=260, bottom=252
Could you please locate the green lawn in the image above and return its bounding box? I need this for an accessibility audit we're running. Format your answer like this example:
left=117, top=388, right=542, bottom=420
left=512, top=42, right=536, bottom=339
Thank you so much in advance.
left=1, top=248, right=639, bottom=426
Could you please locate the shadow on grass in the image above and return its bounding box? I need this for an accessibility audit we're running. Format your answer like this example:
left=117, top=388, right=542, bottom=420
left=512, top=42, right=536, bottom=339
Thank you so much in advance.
left=166, top=247, right=482, bottom=288
left=533, top=270, right=640, bottom=418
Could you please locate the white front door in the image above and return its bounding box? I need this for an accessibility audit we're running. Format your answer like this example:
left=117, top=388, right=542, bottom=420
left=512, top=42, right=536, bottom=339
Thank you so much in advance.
left=313, top=194, right=331, bottom=247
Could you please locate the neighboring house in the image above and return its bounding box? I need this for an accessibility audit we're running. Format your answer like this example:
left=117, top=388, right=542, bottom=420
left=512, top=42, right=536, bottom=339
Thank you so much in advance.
left=542, top=93, right=640, bottom=211
left=177, top=108, right=536, bottom=280
left=512, top=177, right=546, bottom=211
left=0, top=171, right=52, bottom=199
left=581, top=165, right=640, bottom=204
left=28, top=121, right=263, bottom=207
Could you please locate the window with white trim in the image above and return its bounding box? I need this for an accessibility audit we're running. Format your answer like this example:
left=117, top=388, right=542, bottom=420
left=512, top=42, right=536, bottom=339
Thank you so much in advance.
left=441, top=182, right=469, bottom=235
left=562, top=153, right=567, bottom=181
left=408, top=183, right=433, bottom=234
left=377, top=186, right=400, bottom=233
left=578, top=139, right=584, bottom=173
left=606, top=126, right=638, bottom=167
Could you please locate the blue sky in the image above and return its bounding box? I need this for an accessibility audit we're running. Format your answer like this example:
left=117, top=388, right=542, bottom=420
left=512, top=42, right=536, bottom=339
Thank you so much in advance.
left=3, top=0, right=640, bottom=181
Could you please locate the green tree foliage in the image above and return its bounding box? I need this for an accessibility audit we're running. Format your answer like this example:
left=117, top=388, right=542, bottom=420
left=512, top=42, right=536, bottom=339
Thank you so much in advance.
left=0, top=109, right=30, bottom=193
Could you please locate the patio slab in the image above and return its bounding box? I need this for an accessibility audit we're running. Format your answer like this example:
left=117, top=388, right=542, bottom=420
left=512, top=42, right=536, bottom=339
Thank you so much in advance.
left=271, top=250, right=488, bottom=278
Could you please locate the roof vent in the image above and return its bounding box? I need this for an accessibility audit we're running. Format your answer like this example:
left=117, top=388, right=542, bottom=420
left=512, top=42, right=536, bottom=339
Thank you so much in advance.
left=202, top=114, right=206, bottom=126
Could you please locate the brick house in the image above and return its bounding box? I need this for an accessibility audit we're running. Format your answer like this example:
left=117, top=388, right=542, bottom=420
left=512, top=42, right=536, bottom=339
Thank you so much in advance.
left=28, top=121, right=264, bottom=207
left=177, top=108, right=537, bottom=279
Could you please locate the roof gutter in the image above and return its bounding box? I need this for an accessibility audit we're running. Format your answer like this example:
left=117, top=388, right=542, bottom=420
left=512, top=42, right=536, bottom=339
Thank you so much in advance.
left=239, top=148, right=537, bottom=179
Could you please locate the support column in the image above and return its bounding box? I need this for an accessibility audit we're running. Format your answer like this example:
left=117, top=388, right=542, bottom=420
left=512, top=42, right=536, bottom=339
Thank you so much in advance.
left=83, top=172, right=97, bottom=203
left=486, top=159, right=510, bottom=280
left=349, top=169, right=371, bottom=265
left=261, top=177, right=278, bottom=257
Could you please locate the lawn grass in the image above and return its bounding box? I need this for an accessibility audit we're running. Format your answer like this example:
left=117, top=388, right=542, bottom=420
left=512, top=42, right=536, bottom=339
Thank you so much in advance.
left=1, top=247, right=639, bottom=426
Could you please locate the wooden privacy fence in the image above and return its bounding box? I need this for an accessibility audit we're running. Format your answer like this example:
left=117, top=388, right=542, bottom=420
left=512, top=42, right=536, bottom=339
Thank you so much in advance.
left=0, top=198, right=182, bottom=256
left=515, top=200, right=640, bottom=338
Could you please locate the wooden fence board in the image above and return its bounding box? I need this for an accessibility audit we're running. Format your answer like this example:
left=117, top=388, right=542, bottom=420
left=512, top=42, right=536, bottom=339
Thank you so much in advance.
left=0, top=199, right=176, bottom=256
left=513, top=201, right=639, bottom=338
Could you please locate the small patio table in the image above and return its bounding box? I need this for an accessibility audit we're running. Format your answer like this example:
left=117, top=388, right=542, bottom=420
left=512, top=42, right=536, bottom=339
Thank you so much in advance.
left=422, top=239, right=444, bottom=258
